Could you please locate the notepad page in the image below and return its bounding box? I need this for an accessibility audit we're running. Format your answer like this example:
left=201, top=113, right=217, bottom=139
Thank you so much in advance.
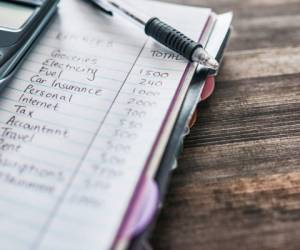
left=0, top=1, right=211, bottom=249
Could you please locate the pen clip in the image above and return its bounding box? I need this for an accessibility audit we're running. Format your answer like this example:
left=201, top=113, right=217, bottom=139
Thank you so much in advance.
left=88, top=0, right=113, bottom=15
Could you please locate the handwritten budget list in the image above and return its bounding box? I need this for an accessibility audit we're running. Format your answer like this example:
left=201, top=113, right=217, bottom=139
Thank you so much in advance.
left=0, top=0, right=211, bottom=249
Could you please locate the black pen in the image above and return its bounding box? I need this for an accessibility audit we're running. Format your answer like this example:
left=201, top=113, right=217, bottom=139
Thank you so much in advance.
left=87, top=0, right=219, bottom=70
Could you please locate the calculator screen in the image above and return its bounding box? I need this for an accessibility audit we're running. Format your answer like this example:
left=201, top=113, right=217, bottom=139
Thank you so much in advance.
left=0, top=1, right=35, bottom=29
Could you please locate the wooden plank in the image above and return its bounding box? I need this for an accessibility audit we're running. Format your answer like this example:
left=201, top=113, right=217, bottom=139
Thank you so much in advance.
left=228, top=15, right=300, bottom=51
left=152, top=170, right=300, bottom=250
left=182, top=137, right=300, bottom=178
left=219, top=47, right=300, bottom=81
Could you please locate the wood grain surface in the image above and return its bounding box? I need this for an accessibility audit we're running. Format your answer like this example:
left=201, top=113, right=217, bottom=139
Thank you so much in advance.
left=151, top=0, right=300, bottom=249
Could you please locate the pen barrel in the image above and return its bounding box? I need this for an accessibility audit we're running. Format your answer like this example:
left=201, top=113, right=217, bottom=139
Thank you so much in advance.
left=145, top=17, right=202, bottom=61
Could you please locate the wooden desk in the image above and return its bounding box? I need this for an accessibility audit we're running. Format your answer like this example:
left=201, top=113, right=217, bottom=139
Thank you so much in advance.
left=151, top=0, right=300, bottom=249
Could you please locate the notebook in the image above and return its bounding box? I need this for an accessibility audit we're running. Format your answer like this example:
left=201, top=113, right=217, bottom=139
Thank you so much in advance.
left=0, top=0, right=232, bottom=249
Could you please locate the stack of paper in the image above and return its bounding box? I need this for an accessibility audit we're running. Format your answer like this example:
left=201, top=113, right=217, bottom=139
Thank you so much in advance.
left=0, top=0, right=232, bottom=249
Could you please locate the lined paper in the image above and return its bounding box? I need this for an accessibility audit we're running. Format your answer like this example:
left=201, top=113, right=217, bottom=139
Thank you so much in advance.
left=0, top=0, right=211, bottom=249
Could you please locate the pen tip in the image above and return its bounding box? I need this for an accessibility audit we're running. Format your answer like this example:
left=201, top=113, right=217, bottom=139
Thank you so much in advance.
left=206, top=57, right=219, bottom=71
left=192, top=47, right=219, bottom=71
